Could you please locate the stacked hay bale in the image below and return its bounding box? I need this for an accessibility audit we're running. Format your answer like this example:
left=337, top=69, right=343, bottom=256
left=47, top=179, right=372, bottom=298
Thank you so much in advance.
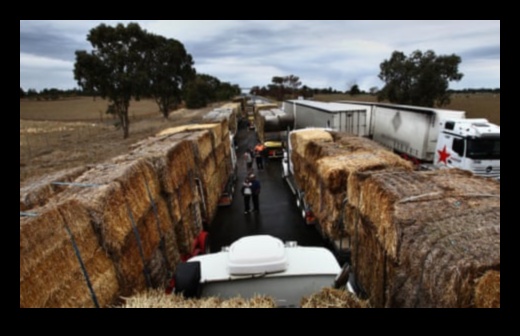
left=346, top=168, right=500, bottom=307
left=231, top=96, right=247, bottom=118
left=290, top=129, right=413, bottom=239
left=20, top=118, right=237, bottom=307
left=157, top=120, right=232, bottom=226
left=204, top=107, right=236, bottom=136
left=119, top=290, right=277, bottom=308
left=52, top=156, right=171, bottom=296
left=20, top=166, right=90, bottom=211
left=20, top=199, right=119, bottom=308
left=219, top=102, right=241, bottom=133
left=253, top=102, right=278, bottom=122
left=300, top=287, right=370, bottom=308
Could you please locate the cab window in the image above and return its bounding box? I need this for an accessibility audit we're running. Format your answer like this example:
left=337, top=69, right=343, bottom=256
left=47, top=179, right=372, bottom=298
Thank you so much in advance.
left=452, top=138, right=464, bottom=156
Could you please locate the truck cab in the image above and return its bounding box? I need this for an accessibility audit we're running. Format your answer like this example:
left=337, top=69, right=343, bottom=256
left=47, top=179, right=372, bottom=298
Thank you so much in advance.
left=435, top=119, right=500, bottom=179
left=173, top=235, right=352, bottom=307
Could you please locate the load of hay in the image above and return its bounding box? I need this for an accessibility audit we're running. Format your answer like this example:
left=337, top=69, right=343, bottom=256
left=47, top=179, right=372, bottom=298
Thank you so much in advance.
left=346, top=168, right=500, bottom=307
left=20, top=199, right=119, bottom=308
left=19, top=117, right=239, bottom=307
left=20, top=166, right=90, bottom=211
left=290, top=129, right=412, bottom=239
left=474, top=270, right=500, bottom=308
left=119, top=290, right=277, bottom=308
left=300, top=287, right=370, bottom=308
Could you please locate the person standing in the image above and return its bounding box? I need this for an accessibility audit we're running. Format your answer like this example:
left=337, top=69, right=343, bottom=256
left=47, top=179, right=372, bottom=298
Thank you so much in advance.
left=254, top=142, right=264, bottom=170
left=241, top=177, right=252, bottom=214
left=244, top=150, right=253, bottom=171
left=249, top=174, right=261, bottom=212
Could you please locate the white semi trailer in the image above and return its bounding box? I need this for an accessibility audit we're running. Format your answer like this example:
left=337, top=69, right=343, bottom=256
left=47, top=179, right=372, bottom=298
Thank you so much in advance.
left=283, top=100, right=500, bottom=179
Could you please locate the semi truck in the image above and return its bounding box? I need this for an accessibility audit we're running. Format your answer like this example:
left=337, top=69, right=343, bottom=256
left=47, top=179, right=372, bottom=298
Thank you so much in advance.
left=171, top=235, right=354, bottom=307
left=255, top=108, right=294, bottom=159
left=283, top=100, right=500, bottom=179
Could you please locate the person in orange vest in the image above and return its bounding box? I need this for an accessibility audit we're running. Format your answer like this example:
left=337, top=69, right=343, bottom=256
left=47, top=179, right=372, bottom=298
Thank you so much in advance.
left=254, top=142, right=265, bottom=170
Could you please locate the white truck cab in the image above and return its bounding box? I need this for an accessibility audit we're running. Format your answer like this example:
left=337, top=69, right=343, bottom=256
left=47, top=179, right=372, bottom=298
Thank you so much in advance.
left=174, top=235, right=351, bottom=307
left=435, top=118, right=500, bottom=178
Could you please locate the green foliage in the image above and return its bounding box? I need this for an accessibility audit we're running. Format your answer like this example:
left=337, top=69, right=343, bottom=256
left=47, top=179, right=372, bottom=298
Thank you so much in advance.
left=377, top=50, right=463, bottom=107
left=184, top=74, right=240, bottom=108
left=349, top=84, right=361, bottom=95
left=20, top=87, right=26, bottom=99
left=74, top=22, right=149, bottom=138
left=145, top=34, right=195, bottom=118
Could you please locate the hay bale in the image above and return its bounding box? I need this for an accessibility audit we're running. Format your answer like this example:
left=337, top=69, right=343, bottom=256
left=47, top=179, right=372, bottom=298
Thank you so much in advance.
left=474, top=270, right=500, bottom=308
left=20, top=199, right=119, bottom=308
left=118, top=290, right=277, bottom=308
left=57, top=158, right=160, bottom=256
left=20, top=166, right=89, bottom=211
left=289, top=129, right=333, bottom=158
left=300, top=287, right=370, bottom=308
left=157, top=122, right=225, bottom=148
left=346, top=169, right=500, bottom=307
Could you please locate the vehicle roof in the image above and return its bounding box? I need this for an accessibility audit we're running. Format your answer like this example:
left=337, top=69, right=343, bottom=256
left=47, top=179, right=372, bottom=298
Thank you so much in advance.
left=285, top=100, right=369, bottom=113
left=188, top=246, right=341, bottom=283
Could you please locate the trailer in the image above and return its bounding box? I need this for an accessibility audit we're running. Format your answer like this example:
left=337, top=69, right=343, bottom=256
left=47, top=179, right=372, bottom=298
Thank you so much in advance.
left=338, top=101, right=500, bottom=179
left=282, top=100, right=371, bottom=136
left=255, top=108, right=294, bottom=159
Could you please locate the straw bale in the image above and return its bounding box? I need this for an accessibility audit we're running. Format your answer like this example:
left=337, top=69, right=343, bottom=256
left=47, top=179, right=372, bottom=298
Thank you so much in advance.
left=119, top=290, right=276, bottom=308
left=347, top=169, right=500, bottom=261
left=20, top=199, right=119, bottom=308
left=474, top=270, right=500, bottom=308
left=300, top=287, right=370, bottom=308
left=56, top=159, right=160, bottom=256
left=113, top=196, right=179, bottom=295
left=289, top=129, right=333, bottom=158
left=345, top=170, right=500, bottom=307
left=184, top=130, right=215, bottom=162
left=346, top=207, right=394, bottom=307
left=157, top=122, right=224, bottom=148
left=20, top=166, right=89, bottom=211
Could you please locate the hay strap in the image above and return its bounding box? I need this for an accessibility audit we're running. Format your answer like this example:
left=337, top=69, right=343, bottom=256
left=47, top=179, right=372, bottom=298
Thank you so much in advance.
left=143, top=177, right=169, bottom=275
left=62, top=222, right=100, bottom=308
left=51, top=181, right=104, bottom=187
left=125, top=202, right=152, bottom=288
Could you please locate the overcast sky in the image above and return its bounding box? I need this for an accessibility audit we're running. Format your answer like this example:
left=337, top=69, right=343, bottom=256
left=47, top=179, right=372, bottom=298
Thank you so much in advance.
left=20, top=20, right=500, bottom=93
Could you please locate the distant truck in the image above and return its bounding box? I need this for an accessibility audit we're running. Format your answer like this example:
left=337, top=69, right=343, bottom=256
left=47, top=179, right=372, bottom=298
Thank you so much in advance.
left=172, top=235, right=354, bottom=307
left=255, top=108, right=294, bottom=159
left=283, top=100, right=500, bottom=179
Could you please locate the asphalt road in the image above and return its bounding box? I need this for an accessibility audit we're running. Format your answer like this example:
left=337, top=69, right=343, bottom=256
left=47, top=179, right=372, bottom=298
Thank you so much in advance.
left=207, top=121, right=327, bottom=252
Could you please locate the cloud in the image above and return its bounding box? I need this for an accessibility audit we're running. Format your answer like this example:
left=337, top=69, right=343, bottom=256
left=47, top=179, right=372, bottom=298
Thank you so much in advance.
left=19, top=20, right=501, bottom=92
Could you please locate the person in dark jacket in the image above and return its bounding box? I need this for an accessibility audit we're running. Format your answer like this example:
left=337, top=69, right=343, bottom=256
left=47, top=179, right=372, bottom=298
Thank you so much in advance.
left=249, top=174, right=261, bottom=212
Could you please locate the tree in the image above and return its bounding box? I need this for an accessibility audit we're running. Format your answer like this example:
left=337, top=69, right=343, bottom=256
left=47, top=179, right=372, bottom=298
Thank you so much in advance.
left=349, top=84, right=361, bottom=95
left=369, top=86, right=379, bottom=95
left=74, top=23, right=149, bottom=138
left=20, top=87, right=25, bottom=99
left=377, top=50, right=463, bottom=107
left=284, top=75, right=302, bottom=98
left=271, top=76, right=285, bottom=100
left=145, top=34, right=195, bottom=119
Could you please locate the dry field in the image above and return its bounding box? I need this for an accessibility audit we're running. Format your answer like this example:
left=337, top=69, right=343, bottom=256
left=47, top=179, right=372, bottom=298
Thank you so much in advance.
left=20, top=97, right=220, bottom=185
left=313, top=92, right=500, bottom=125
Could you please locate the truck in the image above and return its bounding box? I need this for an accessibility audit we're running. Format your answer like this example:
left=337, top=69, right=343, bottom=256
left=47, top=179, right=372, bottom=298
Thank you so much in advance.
left=283, top=99, right=500, bottom=179
left=255, top=108, right=294, bottom=159
left=171, top=235, right=354, bottom=307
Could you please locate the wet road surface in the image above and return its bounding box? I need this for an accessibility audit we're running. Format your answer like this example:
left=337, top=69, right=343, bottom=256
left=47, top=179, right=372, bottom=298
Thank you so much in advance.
left=208, top=122, right=327, bottom=252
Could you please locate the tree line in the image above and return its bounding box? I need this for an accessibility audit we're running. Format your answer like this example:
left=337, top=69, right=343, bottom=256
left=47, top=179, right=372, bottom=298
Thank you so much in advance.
left=250, top=50, right=499, bottom=107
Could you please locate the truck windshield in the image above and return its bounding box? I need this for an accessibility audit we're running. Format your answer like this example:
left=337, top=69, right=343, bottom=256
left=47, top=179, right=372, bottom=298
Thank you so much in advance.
left=466, top=137, right=500, bottom=160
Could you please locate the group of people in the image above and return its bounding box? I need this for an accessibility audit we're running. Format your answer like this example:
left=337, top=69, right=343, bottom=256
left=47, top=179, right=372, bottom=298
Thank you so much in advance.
left=241, top=173, right=260, bottom=214
left=243, top=142, right=268, bottom=172
left=240, top=142, right=270, bottom=214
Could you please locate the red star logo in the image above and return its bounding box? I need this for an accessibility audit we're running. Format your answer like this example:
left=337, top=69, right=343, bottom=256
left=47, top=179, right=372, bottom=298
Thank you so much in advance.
left=437, top=145, right=450, bottom=164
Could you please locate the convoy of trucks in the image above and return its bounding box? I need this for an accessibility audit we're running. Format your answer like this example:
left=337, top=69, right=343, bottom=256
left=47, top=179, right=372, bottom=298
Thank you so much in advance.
left=20, top=94, right=500, bottom=308
left=283, top=99, right=500, bottom=179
